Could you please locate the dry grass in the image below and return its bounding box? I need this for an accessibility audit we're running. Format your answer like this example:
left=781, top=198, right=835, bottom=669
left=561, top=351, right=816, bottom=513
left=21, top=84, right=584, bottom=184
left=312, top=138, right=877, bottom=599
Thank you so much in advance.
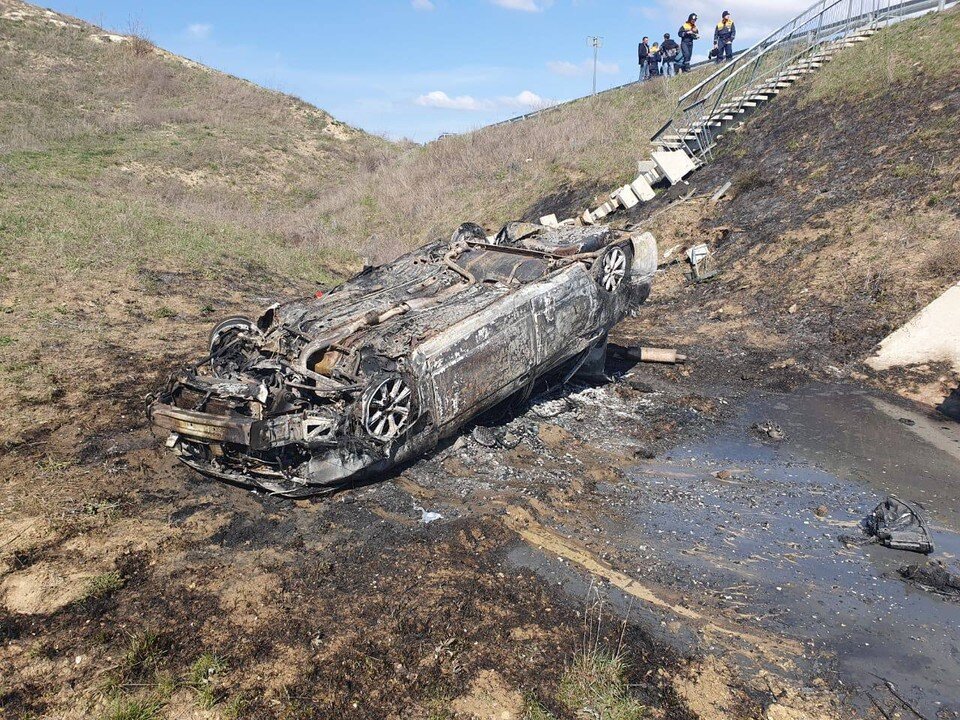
left=318, top=71, right=713, bottom=262
left=804, top=5, right=960, bottom=104
left=523, top=587, right=646, bottom=720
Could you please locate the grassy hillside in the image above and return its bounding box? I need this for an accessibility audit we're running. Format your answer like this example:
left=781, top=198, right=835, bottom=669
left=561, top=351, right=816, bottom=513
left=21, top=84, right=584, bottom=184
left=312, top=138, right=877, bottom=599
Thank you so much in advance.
left=315, top=70, right=714, bottom=260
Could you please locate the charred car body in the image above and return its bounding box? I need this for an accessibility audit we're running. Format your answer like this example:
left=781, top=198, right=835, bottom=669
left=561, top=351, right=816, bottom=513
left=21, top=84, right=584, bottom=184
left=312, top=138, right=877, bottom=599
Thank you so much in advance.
left=148, top=222, right=657, bottom=496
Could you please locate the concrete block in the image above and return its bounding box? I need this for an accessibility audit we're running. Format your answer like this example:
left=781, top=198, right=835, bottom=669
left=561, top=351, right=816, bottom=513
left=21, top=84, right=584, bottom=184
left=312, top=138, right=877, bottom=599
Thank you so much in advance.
left=867, top=282, right=960, bottom=373
left=539, top=213, right=559, bottom=227
left=592, top=204, right=610, bottom=220
left=652, top=150, right=697, bottom=185
left=630, top=175, right=656, bottom=202
left=581, top=209, right=595, bottom=225
left=637, top=160, right=658, bottom=174
left=614, top=185, right=639, bottom=209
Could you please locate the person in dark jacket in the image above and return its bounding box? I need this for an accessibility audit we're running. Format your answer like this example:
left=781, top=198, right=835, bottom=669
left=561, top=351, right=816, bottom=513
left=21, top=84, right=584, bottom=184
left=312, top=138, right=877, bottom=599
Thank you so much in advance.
left=714, top=11, right=736, bottom=62
left=661, top=33, right=680, bottom=76
left=678, top=13, right=699, bottom=72
left=638, top=36, right=651, bottom=81
left=648, top=41, right=661, bottom=77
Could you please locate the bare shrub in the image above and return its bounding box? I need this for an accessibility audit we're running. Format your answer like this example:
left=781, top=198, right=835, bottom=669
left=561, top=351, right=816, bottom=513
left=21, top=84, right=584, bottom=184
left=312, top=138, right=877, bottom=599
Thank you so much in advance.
left=125, top=18, right=153, bottom=58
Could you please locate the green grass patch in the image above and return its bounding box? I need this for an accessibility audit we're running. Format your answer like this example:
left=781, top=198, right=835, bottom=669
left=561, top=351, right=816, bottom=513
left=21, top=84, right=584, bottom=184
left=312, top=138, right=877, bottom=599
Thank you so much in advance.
left=100, top=695, right=164, bottom=720
left=84, top=571, right=124, bottom=600
left=523, top=648, right=645, bottom=720
left=188, top=653, right=227, bottom=709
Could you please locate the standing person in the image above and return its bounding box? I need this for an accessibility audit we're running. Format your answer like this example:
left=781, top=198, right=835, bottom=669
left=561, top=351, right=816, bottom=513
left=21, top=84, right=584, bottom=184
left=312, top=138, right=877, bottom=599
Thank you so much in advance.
left=714, top=11, right=736, bottom=62
left=661, top=32, right=680, bottom=76
left=678, top=13, right=699, bottom=72
left=637, top=36, right=651, bottom=81
left=648, top=41, right=661, bottom=77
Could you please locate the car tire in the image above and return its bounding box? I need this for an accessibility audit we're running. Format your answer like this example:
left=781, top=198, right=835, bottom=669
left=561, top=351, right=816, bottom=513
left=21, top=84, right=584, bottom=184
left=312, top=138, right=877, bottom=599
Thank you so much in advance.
left=594, top=244, right=633, bottom=295
left=208, top=316, right=257, bottom=355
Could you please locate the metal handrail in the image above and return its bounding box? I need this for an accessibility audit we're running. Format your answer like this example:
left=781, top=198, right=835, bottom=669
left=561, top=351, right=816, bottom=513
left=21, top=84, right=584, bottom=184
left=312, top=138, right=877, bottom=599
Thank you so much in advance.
left=653, top=0, right=953, bottom=151
left=675, top=0, right=843, bottom=106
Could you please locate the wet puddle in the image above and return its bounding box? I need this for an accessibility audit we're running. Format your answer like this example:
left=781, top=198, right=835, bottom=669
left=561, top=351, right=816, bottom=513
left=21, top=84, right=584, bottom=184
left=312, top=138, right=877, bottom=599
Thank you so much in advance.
left=513, top=384, right=960, bottom=715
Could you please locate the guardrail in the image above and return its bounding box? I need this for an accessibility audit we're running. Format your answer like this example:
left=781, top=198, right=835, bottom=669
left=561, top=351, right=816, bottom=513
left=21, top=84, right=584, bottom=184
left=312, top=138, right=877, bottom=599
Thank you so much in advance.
left=480, top=51, right=747, bottom=132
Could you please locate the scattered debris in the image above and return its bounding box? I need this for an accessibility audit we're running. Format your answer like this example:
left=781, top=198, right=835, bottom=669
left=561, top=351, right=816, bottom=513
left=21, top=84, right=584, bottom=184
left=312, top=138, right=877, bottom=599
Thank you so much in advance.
left=814, top=505, right=829, bottom=518
left=610, top=345, right=687, bottom=364
left=686, top=243, right=718, bottom=282
left=840, top=496, right=934, bottom=554
left=471, top=426, right=498, bottom=448
left=710, top=180, right=732, bottom=203
left=416, top=506, right=443, bottom=524
left=897, top=560, right=960, bottom=599
left=752, top=421, right=785, bottom=441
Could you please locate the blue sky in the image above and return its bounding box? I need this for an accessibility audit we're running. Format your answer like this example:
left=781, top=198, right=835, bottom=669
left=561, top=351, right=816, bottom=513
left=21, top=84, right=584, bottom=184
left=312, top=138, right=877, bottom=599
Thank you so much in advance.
left=46, top=0, right=806, bottom=142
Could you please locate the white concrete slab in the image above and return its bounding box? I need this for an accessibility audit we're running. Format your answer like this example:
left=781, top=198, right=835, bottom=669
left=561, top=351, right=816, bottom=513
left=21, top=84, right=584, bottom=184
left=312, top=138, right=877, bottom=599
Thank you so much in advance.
left=867, top=282, right=960, bottom=373
left=630, top=175, right=656, bottom=202
left=614, top=185, right=640, bottom=209
left=652, top=150, right=697, bottom=185
left=581, top=209, right=595, bottom=225
left=539, top=213, right=559, bottom=227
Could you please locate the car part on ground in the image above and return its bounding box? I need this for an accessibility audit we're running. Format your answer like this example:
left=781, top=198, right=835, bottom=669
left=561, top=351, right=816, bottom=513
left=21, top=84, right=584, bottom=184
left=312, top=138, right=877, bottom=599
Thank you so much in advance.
left=840, top=496, right=935, bottom=554
left=148, top=221, right=658, bottom=497
left=898, top=560, right=960, bottom=599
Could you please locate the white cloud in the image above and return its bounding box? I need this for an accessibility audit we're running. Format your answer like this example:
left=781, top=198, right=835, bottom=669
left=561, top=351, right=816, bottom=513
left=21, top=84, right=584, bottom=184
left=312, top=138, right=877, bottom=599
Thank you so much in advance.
left=415, top=91, right=491, bottom=111
left=415, top=89, right=554, bottom=111
left=491, top=0, right=551, bottom=11
left=500, top=90, right=552, bottom=108
left=185, top=23, right=212, bottom=40
left=547, top=59, right=619, bottom=76
left=411, top=0, right=435, bottom=10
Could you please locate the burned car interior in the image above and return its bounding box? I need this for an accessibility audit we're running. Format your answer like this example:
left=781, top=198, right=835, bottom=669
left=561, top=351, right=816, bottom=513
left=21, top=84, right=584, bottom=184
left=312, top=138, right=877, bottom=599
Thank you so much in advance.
left=149, top=221, right=657, bottom=496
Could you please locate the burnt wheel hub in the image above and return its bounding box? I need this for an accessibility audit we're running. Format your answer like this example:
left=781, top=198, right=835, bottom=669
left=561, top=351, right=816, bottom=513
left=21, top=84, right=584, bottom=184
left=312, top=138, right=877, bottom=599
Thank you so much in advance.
left=600, top=247, right=627, bottom=292
left=363, top=377, right=412, bottom=441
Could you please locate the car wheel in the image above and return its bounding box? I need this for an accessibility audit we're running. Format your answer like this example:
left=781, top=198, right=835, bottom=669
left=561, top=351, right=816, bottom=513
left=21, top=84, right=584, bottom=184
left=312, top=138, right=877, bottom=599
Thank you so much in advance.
left=362, top=376, right=414, bottom=442
left=594, top=244, right=633, bottom=294
left=208, top=316, right=256, bottom=355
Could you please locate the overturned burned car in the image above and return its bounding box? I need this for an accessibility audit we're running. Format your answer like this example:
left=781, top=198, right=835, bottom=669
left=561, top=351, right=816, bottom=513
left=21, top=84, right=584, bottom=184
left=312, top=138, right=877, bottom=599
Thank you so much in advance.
left=148, top=222, right=657, bottom=496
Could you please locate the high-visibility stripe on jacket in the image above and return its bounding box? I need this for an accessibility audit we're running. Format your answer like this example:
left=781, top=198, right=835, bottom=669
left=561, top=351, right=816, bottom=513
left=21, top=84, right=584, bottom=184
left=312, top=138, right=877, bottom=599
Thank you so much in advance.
left=714, top=18, right=736, bottom=42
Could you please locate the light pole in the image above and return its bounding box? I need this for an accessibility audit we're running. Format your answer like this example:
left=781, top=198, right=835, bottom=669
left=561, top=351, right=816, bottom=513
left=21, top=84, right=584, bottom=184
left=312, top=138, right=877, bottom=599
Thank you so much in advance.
left=587, top=36, right=603, bottom=95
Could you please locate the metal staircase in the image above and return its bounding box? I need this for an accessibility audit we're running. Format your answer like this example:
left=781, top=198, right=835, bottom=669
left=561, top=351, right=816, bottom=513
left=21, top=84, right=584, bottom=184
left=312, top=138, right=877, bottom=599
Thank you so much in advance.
left=546, top=0, right=952, bottom=227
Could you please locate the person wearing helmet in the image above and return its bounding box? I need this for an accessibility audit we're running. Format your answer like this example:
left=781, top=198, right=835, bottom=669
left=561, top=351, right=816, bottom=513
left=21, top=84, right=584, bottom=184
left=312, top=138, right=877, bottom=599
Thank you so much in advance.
left=714, top=11, right=736, bottom=62
left=678, top=13, right=700, bottom=72
left=661, top=32, right=680, bottom=76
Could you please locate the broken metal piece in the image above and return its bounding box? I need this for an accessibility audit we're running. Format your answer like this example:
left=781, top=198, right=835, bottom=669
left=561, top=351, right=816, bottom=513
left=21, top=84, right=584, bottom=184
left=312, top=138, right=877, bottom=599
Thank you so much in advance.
left=686, top=243, right=718, bottom=282
left=866, top=496, right=935, bottom=554
left=710, top=180, right=732, bottom=203
left=840, top=496, right=935, bottom=554
left=148, top=221, right=658, bottom=496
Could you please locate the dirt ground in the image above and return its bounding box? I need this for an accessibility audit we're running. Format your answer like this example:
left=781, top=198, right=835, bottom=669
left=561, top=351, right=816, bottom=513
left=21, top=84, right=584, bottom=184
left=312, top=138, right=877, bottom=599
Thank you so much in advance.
left=8, top=250, right=956, bottom=719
